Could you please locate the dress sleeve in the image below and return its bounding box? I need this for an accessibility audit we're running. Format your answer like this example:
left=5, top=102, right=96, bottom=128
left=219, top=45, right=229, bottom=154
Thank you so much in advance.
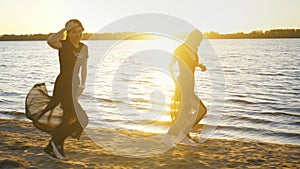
left=84, top=45, right=89, bottom=59
left=78, top=42, right=88, bottom=59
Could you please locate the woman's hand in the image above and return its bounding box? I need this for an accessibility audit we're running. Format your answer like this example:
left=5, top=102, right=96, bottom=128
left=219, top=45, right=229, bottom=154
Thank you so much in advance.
left=198, top=63, right=206, bottom=72
left=47, top=21, right=78, bottom=49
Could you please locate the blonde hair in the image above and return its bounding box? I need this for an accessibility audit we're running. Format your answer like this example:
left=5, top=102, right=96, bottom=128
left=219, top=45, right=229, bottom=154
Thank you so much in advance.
left=185, top=29, right=203, bottom=50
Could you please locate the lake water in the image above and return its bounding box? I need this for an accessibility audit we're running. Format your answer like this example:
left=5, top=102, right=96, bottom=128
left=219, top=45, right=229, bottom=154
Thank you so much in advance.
left=0, top=39, right=299, bottom=145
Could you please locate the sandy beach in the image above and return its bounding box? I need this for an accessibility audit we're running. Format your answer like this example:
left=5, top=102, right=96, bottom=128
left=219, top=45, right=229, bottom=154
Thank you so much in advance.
left=0, top=118, right=299, bottom=169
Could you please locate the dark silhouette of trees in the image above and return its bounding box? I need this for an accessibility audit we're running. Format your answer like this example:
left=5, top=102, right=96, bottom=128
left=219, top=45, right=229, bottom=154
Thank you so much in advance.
left=0, top=29, right=299, bottom=41
left=0, top=33, right=52, bottom=41
left=204, top=29, right=300, bottom=39
left=0, top=32, right=157, bottom=41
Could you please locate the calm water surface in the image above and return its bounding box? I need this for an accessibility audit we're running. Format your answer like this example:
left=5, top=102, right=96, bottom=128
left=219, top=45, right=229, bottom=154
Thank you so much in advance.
left=0, top=39, right=299, bottom=145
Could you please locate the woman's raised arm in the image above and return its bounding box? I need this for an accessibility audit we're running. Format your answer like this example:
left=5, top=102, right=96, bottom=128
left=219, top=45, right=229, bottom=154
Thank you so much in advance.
left=47, top=21, right=79, bottom=49
left=47, top=28, right=66, bottom=49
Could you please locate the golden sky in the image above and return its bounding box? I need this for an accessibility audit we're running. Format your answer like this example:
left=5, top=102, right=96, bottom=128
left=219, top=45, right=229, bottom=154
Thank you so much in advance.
left=0, top=0, right=299, bottom=35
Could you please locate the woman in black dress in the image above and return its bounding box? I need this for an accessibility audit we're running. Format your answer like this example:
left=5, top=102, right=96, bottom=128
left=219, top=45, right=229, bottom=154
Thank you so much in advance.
left=25, top=19, right=88, bottom=160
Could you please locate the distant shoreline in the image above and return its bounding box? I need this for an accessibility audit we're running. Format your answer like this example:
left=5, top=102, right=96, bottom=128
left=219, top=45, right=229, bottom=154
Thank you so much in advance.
left=0, top=29, right=299, bottom=41
left=1, top=37, right=300, bottom=41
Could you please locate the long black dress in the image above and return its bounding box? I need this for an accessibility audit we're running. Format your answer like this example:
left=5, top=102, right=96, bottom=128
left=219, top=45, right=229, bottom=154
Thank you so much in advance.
left=25, top=39, right=88, bottom=138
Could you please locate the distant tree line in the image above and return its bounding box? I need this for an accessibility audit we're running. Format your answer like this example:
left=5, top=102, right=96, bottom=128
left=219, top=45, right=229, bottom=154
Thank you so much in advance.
left=0, top=29, right=299, bottom=41
left=204, top=29, right=300, bottom=39
left=0, top=32, right=157, bottom=41
left=0, top=33, right=51, bottom=41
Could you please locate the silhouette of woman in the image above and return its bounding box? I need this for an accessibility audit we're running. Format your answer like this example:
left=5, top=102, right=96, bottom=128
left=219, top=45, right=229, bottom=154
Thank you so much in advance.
left=25, top=19, right=88, bottom=160
left=163, top=29, right=207, bottom=146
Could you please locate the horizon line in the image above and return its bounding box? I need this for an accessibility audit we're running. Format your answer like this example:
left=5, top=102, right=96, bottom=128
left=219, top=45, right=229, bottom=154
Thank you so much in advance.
left=1, top=28, right=300, bottom=36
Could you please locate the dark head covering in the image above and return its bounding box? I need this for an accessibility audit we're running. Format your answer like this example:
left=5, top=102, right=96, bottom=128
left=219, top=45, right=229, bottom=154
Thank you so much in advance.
left=65, top=19, right=84, bottom=40
left=65, top=19, right=84, bottom=31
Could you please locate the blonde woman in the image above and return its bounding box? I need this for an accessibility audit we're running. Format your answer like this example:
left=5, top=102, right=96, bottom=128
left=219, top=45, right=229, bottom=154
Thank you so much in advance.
left=164, top=29, right=207, bottom=146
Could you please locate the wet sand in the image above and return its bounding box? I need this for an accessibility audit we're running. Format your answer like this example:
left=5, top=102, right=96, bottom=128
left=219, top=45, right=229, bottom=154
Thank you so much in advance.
left=0, top=118, right=299, bottom=169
